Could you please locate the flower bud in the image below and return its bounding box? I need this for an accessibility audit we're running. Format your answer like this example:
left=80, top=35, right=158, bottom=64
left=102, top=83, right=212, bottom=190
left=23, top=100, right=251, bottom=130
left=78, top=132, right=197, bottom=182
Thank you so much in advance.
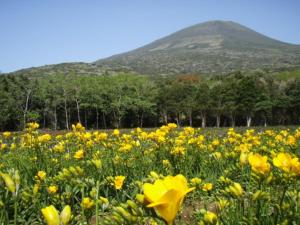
left=60, top=205, right=72, bottom=225
left=135, top=194, right=145, bottom=204
left=227, top=182, right=243, bottom=198
left=150, top=171, right=159, bottom=179
left=115, top=206, right=132, bottom=221
left=127, top=200, right=138, bottom=211
left=0, top=172, right=16, bottom=193
left=92, top=159, right=102, bottom=169
left=100, top=196, right=109, bottom=205
left=252, top=190, right=262, bottom=201
left=239, top=152, right=248, bottom=165
left=33, top=183, right=40, bottom=195
left=203, top=211, right=218, bottom=224
left=41, top=205, right=60, bottom=225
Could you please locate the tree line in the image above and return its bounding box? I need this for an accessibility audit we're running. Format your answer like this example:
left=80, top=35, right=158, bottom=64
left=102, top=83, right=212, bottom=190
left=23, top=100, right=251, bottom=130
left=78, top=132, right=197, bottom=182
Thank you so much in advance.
left=0, top=72, right=300, bottom=131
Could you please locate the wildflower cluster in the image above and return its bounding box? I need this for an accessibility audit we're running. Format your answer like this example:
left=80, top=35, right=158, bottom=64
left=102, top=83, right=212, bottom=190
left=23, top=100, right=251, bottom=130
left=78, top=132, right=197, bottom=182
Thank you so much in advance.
left=0, top=124, right=299, bottom=224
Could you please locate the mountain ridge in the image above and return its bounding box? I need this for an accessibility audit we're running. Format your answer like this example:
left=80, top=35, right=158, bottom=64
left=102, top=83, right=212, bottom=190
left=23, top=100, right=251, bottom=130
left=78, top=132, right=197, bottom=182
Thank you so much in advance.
left=4, top=20, right=300, bottom=76
left=95, top=20, right=300, bottom=75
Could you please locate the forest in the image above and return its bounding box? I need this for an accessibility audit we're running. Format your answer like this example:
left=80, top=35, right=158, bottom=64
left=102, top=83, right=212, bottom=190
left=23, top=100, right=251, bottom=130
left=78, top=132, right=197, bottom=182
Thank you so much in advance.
left=0, top=71, right=300, bottom=131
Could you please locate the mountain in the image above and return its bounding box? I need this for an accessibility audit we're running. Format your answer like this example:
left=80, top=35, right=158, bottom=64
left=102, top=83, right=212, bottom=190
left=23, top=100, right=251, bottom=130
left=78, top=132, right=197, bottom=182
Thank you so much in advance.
left=4, top=62, right=133, bottom=78
left=5, top=20, right=300, bottom=77
left=96, top=20, right=300, bottom=75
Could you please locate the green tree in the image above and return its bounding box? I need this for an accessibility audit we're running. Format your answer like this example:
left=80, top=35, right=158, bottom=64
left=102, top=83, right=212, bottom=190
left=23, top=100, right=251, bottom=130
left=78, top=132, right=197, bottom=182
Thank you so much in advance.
left=196, top=82, right=210, bottom=128
left=177, top=76, right=199, bottom=126
left=236, top=75, right=261, bottom=127
left=210, top=81, right=225, bottom=127
left=130, top=76, right=157, bottom=127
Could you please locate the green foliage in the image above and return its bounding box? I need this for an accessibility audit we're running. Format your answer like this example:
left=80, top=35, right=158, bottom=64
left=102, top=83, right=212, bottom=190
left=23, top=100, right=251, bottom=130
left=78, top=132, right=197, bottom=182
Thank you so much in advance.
left=1, top=71, right=300, bottom=131
left=273, top=69, right=300, bottom=80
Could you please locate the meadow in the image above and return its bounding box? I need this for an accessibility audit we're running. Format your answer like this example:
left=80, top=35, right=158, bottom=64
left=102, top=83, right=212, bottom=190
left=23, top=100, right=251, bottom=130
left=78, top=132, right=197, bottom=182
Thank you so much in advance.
left=0, top=122, right=299, bottom=224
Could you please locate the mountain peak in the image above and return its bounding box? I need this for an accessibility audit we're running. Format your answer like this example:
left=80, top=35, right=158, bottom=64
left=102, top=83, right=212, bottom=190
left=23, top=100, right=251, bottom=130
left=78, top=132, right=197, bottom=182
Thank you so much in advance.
left=188, top=20, right=244, bottom=29
left=95, top=20, right=300, bottom=75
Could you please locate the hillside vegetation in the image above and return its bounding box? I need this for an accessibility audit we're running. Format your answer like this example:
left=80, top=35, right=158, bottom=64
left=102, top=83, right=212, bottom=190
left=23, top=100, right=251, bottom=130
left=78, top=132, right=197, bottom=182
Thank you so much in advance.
left=96, top=21, right=300, bottom=75
left=3, top=20, right=300, bottom=77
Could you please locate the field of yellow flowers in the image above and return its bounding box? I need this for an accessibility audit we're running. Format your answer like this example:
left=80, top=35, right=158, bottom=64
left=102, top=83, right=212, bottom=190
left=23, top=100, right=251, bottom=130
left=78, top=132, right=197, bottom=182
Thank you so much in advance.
left=0, top=122, right=300, bottom=225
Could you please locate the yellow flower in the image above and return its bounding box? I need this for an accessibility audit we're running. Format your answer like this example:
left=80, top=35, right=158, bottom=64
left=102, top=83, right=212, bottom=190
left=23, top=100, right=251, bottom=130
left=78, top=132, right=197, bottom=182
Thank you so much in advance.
left=47, top=185, right=58, bottom=194
left=171, top=146, right=185, bottom=155
left=150, top=171, right=160, bottom=179
left=136, top=194, right=145, bottom=204
left=119, top=143, right=132, bottom=152
left=211, top=139, right=220, bottom=146
left=26, top=122, right=39, bottom=131
left=74, top=149, right=84, bottom=159
left=202, top=183, right=213, bottom=192
left=273, top=152, right=300, bottom=176
left=248, top=153, right=270, bottom=176
left=239, top=152, right=248, bottom=165
left=0, top=143, right=7, bottom=150
left=37, top=171, right=47, bottom=180
left=33, top=183, right=40, bottom=195
left=149, top=218, right=159, bottom=225
left=203, top=211, right=218, bottom=224
left=219, top=176, right=231, bottom=184
left=114, top=176, right=125, bottom=190
left=0, top=172, right=15, bottom=193
left=72, top=123, right=85, bottom=132
left=143, top=174, right=195, bottom=225
left=97, top=132, right=108, bottom=141
left=53, top=143, right=65, bottom=153
left=3, top=131, right=11, bottom=138
left=113, top=129, right=120, bottom=136
left=100, top=196, right=109, bottom=205
left=41, top=205, right=60, bottom=225
left=10, top=143, right=16, bottom=150
left=190, top=177, right=202, bottom=186
left=286, top=135, right=296, bottom=146
left=113, top=155, right=121, bottom=164
left=252, top=190, right=268, bottom=201
left=227, top=182, right=243, bottom=198
left=81, top=197, right=94, bottom=209
left=91, top=159, right=102, bottom=169
left=64, top=153, right=70, bottom=160
left=60, top=205, right=72, bottom=225
left=157, top=135, right=166, bottom=143
left=167, top=123, right=177, bottom=129
left=217, top=199, right=229, bottom=210
left=37, top=134, right=51, bottom=143
left=163, top=159, right=171, bottom=167
left=212, top=152, right=222, bottom=160
left=275, top=134, right=283, bottom=142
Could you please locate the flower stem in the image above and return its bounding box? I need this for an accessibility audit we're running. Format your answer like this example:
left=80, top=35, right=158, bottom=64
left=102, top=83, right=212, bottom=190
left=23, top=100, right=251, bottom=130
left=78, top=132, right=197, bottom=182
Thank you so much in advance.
left=95, top=181, right=99, bottom=225
left=14, top=197, right=17, bottom=225
left=274, top=185, right=288, bottom=224
left=81, top=187, right=86, bottom=223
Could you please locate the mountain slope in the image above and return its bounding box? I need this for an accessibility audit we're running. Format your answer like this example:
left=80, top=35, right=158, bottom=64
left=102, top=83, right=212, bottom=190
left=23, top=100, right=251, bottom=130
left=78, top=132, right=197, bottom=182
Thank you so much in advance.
left=4, top=62, right=133, bottom=78
left=96, top=20, right=300, bottom=75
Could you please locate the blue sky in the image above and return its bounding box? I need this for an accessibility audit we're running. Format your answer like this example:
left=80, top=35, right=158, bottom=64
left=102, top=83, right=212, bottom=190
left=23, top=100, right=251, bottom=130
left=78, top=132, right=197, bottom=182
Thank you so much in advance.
left=1, top=0, right=300, bottom=73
